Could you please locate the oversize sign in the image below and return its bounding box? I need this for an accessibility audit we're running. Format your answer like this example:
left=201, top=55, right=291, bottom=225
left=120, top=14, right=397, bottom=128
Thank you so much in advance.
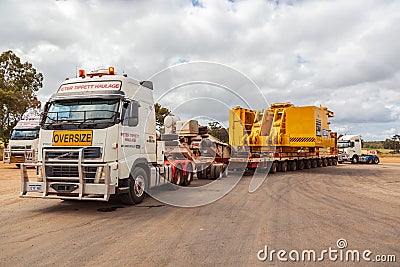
left=52, top=131, right=93, bottom=146
left=58, top=81, right=122, bottom=93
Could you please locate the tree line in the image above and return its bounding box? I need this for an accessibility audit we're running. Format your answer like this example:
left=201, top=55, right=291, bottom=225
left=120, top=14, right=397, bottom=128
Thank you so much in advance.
left=383, top=135, right=400, bottom=150
left=364, top=135, right=400, bottom=150
left=0, top=50, right=42, bottom=146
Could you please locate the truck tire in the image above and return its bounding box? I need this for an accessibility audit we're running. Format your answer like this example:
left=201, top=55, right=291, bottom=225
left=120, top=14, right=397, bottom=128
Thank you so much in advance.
left=222, top=164, right=228, bottom=177
left=328, top=158, right=333, bottom=166
left=373, top=157, right=380, bottom=164
left=351, top=155, right=359, bottom=164
left=209, top=165, right=216, bottom=179
left=311, top=159, right=317, bottom=168
left=322, top=158, right=328, bottom=167
left=367, top=157, right=373, bottom=164
left=333, top=158, right=338, bottom=165
left=183, top=163, right=193, bottom=186
left=280, top=161, right=288, bottom=172
left=119, top=168, right=147, bottom=205
left=270, top=162, right=278, bottom=173
left=202, top=168, right=208, bottom=179
left=197, top=166, right=203, bottom=179
left=305, top=159, right=311, bottom=169
left=317, top=159, right=323, bottom=167
left=173, top=166, right=183, bottom=185
left=289, top=161, right=297, bottom=171
left=214, top=165, right=223, bottom=179
left=297, top=160, right=304, bottom=170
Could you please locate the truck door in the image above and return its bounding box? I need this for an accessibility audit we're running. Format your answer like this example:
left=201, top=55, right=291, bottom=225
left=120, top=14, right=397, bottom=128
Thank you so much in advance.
left=119, top=100, right=141, bottom=179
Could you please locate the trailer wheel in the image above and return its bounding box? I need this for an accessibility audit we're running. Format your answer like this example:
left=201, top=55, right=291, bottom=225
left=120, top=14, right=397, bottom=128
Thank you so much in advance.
left=322, top=158, right=328, bottom=167
left=317, top=159, right=323, bottom=167
left=373, top=157, right=380, bottom=164
left=119, top=168, right=147, bottom=205
left=289, top=161, right=297, bottom=171
left=280, top=161, right=288, bottom=172
left=270, top=161, right=278, bottom=173
left=202, top=168, right=208, bottom=179
left=351, top=155, right=359, bottom=164
left=333, top=158, right=338, bottom=165
left=311, top=159, right=317, bottom=168
left=304, top=159, right=311, bottom=169
left=209, top=165, right=215, bottom=179
left=297, top=160, right=305, bottom=170
left=367, top=157, right=373, bottom=164
left=173, top=166, right=183, bottom=185
left=214, top=165, right=223, bottom=179
left=222, top=164, right=228, bottom=177
left=197, top=168, right=208, bottom=179
left=196, top=166, right=204, bottom=179
left=328, top=158, right=333, bottom=166
left=183, top=164, right=193, bottom=186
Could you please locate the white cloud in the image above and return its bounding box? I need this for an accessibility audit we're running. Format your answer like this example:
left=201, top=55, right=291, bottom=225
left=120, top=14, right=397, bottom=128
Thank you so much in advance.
left=0, top=0, right=399, bottom=140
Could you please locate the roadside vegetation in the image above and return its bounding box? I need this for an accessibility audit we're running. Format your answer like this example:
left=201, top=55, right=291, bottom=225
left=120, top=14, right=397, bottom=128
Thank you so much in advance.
left=0, top=50, right=42, bottom=146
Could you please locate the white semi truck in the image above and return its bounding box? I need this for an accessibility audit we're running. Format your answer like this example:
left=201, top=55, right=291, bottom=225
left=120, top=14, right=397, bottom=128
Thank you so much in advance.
left=4, top=119, right=40, bottom=167
left=20, top=67, right=196, bottom=204
left=338, top=134, right=379, bottom=164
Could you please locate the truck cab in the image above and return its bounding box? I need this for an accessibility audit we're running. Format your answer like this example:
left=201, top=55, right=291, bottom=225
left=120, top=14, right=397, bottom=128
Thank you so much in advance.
left=21, top=67, right=161, bottom=203
left=338, top=134, right=379, bottom=164
left=4, top=119, right=40, bottom=166
left=338, top=134, right=362, bottom=163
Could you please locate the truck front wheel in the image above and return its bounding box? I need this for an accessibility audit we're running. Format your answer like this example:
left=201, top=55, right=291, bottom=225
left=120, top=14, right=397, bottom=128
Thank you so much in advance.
left=119, top=168, right=147, bottom=205
left=351, top=155, right=359, bottom=164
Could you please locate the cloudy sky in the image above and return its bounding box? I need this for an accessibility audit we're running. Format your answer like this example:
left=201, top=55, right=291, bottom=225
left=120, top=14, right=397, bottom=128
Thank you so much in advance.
left=1, top=0, right=399, bottom=140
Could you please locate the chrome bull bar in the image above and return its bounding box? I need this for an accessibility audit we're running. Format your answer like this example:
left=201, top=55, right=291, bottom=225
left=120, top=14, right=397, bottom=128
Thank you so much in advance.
left=20, top=148, right=115, bottom=201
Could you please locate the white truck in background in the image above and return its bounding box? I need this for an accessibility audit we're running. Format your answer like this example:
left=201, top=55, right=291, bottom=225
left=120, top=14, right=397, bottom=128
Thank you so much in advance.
left=20, top=67, right=197, bottom=204
left=338, top=134, right=379, bottom=164
left=4, top=118, right=40, bottom=167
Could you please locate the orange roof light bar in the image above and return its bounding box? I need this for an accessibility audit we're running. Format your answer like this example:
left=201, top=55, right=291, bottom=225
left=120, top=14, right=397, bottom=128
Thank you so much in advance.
left=108, top=67, right=115, bottom=75
left=78, top=69, right=85, bottom=78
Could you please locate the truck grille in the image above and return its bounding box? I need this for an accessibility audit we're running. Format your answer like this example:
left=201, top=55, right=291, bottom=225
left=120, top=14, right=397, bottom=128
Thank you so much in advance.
left=46, top=165, right=79, bottom=177
left=11, top=145, right=31, bottom=149
left=45, top=147, right=102, bottom=160
left=45, top=165, right=98, bottom=179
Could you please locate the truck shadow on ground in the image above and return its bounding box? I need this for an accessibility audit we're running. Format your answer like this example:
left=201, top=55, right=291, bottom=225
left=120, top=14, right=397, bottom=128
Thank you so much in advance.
left=34, top=195, right=166, bottom=214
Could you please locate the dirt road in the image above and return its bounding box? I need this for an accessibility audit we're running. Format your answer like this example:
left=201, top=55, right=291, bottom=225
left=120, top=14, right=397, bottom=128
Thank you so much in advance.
left=0, top=162, right=399, bottom=266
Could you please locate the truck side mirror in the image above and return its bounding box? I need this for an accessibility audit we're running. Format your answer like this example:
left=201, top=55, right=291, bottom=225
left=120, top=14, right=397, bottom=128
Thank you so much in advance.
left=114, top=112, right=121, bottom=124
left=121, top=101, right=129, bottom=122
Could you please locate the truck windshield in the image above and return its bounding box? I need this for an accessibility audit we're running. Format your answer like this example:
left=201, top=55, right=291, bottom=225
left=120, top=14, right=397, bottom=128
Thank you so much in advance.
left=11, top=128, right=39, bottom=140
left=338, top=141, right=350, bottom=148
left=43, top=99, right=120, bottom=130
